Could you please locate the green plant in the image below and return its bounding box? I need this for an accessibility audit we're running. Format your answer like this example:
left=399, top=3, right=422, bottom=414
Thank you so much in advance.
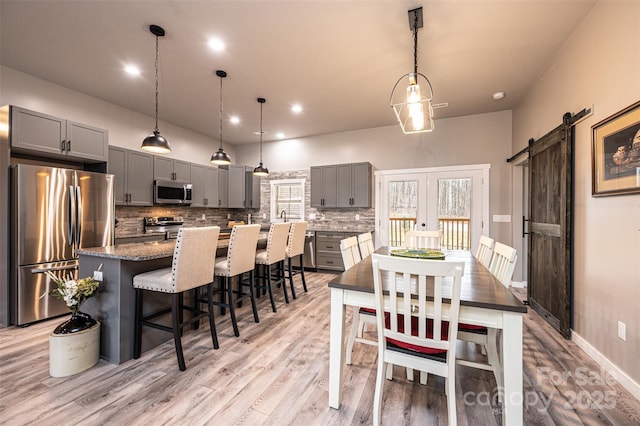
left=45, top=272, right=100, bottom=314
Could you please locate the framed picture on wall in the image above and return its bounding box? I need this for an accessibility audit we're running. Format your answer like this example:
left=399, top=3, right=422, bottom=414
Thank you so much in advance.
left=591, top=100, right=640, bottom=196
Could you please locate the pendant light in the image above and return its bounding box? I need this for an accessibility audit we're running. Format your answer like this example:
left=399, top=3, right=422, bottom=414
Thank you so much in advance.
left=389, top=7, right=435, bottom=134
left=141, top=24, right=172, bottom=153
left=210, top=70, right=232, bottom=165
left=253, top=98, right=269, bottom=176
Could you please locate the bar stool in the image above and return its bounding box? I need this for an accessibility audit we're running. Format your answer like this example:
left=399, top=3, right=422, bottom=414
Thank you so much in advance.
left=255, top=222, right=291, bottom=312
left=213, top=224, right=261, bottom=337
left=133, top=226, right=220, bottom=371
left=284, top=221, right=308, bottom=299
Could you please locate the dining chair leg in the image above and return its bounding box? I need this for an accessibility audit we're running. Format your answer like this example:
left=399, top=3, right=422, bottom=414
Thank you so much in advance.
left=248, top=270, right=259, bottom=323
left=226, top=276, right=239, bottom=337
left=133, top=288, right=143, bottom=359
left=171, top=293, right=186, bottom=371
left=373, top=359, right=386, bottom=426
left=207, top=283, right=219, bottom=349
left=345, top=306, right=360, bottom=365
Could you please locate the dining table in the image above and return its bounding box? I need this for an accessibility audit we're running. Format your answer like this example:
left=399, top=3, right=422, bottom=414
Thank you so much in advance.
left=327, top=248, right=527, bottom=426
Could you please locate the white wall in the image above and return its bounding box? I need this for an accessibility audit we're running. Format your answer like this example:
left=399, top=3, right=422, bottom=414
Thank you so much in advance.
left=512, top=1, right=640, bottom=385
left=0, top=65, right=235, bottom=165
left=236, top=111, right=514, bottom=244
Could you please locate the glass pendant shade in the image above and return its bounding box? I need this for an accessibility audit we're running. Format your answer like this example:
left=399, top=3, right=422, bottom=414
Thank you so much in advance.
left=142, top=130, right=171, bottom=153
left=141, top=24, right=171, bottom=153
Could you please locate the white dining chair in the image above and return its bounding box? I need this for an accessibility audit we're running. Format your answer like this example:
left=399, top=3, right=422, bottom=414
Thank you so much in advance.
left=371, top=253, right=464, bottom=426
left=357, top=232, right=375, bottom=258
left=340, top=236, right=361, bottom=268
left=475, top=235, right=495, bottom=269
left=133, top=226, right=220, bottom=371
left=404, top=229, right=441, bottom=250
left=489, top=242, right=518, bottom=287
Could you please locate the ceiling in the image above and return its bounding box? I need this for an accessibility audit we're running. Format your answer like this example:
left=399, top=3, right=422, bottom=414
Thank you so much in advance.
left=0, top=0, right=596, bottom=145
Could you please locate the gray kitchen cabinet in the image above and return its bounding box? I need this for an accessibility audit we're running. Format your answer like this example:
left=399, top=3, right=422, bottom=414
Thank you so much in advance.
left=108, top=146, right=154, bottom=206
left=336, top=162, right=372, bottom=208
left=154, top=157, right=190, bottom=182
left=244, top=166, right=261, bottom=209
left=227, top=165, right=245, bottom=208
left=190, top=164, right=207, bottom=207
left=315, top=231, right=358, bottom=271
left=10, top=106, right=108, bottom=162
left=191, top=164, right=221, bottom=208
left=310, top=165, right=337, bottom=208
left=217, top=168, right=228, bottom=207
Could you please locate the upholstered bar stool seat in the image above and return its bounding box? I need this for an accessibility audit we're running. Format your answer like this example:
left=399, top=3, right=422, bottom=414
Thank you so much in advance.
left=255, top=222, right=291, bottom=311
left=133, top=226, right=220, bottom=371
left=213, top=224, right=261, bottom=337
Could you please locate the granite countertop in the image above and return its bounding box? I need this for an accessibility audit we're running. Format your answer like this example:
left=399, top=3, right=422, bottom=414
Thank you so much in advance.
left=309, top=226, right=375, bottom=233
left=77, top=232, right=266, bottom=261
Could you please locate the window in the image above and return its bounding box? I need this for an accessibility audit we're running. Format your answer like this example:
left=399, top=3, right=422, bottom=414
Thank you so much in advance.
left=270, top=179, right=305, bottom=222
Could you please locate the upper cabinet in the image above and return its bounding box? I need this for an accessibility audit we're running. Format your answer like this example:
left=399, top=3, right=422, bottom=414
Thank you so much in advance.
left=312, top=162, right=371, bottom=209
left=154, top=157, right=190, bottom=182
left=336, top=162, right=372, bottom=208
left=190, top=164, right=220, bottom=208
left=310, top=165, right=337, bottom=208
left=108, top=147, right=154, bottom=206
left=10, top=106, right=108, bottom=162
left=244, top=166, right=261, bottom=209
left=218, top=168, right=228, bottom=208
left=225, top=165, right=261, bottom=208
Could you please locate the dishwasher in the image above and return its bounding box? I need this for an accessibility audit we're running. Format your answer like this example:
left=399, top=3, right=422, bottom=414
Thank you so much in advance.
left=292, top=231, right=316, bottom=271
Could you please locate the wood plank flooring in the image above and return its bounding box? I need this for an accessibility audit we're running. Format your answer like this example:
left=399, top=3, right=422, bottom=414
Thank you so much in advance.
left=1, top=273, right=639, bottom=425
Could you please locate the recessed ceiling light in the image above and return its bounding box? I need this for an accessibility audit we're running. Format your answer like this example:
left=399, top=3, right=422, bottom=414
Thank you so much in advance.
left=291, top=104, right=303, bottom=114
left=207, top=38, right=225, bottom=52
left=229, top=116, right=240, bottom=124
left=276, top=132, right=285, bottom=139
left=124, top=65, right=141, bottom=76
left=492, top=91, right=506, bottom=100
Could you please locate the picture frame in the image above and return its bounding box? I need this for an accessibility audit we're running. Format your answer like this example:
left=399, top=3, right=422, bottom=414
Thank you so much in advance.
left=591, top=100, right=640, bottom=196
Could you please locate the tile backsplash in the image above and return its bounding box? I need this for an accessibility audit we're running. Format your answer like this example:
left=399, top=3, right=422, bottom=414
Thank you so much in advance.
left=115, top=168, right=375, bottom=238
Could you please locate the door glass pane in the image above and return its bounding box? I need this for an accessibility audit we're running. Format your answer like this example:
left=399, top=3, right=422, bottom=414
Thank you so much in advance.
left=438, top=178, right=471, bottom=250
left=387, top=180, right=417, bottom=246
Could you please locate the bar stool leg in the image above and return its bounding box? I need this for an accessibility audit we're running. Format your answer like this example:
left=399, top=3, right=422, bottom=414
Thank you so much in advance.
left=299, top=253, right=308, bottom=292
left=227, top=276, right=239, bottom=337
left=207, top=283, right=219, bottom=349
left=265, top=264, right=277, bottom=312
left=172, top=293, right=186, bottom=371
left=288, top=259, right=297, bottom=300
left=248, top=270, right=259, bottom=323
left=134, top=288, right=143, bottom=359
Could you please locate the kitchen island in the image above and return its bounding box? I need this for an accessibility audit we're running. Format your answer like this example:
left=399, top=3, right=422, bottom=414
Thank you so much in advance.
left=77, top=235, right=265, bottom=364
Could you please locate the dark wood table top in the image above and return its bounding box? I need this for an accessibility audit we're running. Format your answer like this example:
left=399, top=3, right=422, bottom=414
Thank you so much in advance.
left=329, top=248, right=527, bottom=313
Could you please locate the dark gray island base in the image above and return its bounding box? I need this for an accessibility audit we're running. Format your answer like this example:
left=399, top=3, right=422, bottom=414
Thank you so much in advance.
left=78, top=241, right=176, bottom=364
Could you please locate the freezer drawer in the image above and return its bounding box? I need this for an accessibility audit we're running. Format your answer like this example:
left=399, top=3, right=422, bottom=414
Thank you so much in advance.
left=15, top=261, right=76, bottom=325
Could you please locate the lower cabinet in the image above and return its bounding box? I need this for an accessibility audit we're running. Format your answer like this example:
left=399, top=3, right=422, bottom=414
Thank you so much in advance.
left=315, top=231, right=359, bottom=271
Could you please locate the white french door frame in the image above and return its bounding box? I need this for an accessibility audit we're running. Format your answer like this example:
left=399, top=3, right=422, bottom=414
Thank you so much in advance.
left=375, top=164, right=490, bottom=252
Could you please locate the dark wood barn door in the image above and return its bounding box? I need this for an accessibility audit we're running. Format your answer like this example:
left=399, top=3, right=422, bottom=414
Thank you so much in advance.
left=527, top=113, right=574, bottom=338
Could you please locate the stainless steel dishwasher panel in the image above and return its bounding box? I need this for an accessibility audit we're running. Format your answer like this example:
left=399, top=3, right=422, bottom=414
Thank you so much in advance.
left=291, top=232, right=316, bottom=270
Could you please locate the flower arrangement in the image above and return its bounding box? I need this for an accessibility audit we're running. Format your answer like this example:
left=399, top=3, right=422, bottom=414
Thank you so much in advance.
left=45, top=271, right=100, bottom=314
left=44, top=272, right=100, bottom=334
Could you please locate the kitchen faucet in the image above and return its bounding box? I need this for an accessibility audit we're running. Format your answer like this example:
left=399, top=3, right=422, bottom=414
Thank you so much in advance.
left=280, top=210, right=287, bottom=222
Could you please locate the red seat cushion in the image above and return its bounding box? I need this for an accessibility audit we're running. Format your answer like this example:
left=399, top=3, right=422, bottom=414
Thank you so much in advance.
left=384, top=313, right=449, bottom=354
left=458, top=323, right=487, bottom=332
left=360, top=307, right=376, bottom=315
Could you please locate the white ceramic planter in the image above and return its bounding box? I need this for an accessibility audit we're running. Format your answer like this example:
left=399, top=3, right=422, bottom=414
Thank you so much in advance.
left=49, top=321, right=100, bottom=377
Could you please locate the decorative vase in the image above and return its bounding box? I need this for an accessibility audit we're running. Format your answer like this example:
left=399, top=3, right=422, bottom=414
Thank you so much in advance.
left=49, top=320, right=101, bottom=377
left=53, top=311, right=97, bottom=334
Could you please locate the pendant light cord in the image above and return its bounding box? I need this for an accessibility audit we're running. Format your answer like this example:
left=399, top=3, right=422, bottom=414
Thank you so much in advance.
left=259, top=102, right=263, bottom=162
left=154, top=34, right=159, bottom=133
left=218, top=75, right=224, bottom=150
left=413, top=12, right=419, bottom=75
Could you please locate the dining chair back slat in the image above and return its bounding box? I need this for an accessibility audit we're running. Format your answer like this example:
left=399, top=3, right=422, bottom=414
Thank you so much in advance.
left=405, top=229, right=441, bottom=250
left=488, top=242, right=517, bottom=287
left=357, top=232, right=375, bottom=258
left=475, top=235, right=495, bottom=269
left=340, top=236, right=361, bottom=270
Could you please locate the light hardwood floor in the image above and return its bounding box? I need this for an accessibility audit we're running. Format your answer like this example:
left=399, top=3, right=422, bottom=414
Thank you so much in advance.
left=1, top=272, right=639, bottom=425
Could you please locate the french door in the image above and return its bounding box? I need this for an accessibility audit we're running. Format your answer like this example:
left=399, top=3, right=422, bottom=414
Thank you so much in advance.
left=376, top=165, right=489, bottom=252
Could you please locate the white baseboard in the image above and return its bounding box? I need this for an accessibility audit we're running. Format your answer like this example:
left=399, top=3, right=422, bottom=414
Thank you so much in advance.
left=510, top=280, right=526, bottom=289
left=572, top=331, right=640, bottom=401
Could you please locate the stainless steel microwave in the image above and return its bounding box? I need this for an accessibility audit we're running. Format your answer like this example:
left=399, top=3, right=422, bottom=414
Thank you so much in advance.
left=154, top=180, right=192, bottom=205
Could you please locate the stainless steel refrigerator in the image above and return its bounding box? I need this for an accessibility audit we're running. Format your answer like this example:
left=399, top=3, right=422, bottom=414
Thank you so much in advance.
left=11, top=164, right=114, bottom=325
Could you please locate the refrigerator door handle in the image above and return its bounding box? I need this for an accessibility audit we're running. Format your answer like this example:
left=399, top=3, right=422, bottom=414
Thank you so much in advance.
left=75, top=185, right=82, bottom=247
left=68, top=186, right=76, bottom=245
left=30, top=264, right=79, bottom=274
